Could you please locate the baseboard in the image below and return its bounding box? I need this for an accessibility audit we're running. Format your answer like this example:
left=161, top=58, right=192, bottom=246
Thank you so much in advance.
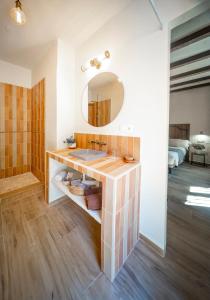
left=48, top=195, right=68, bottom=206
left=139, top=233, right=165, bottom=257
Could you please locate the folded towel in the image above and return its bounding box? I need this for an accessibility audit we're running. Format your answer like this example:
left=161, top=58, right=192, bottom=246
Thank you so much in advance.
left=54, top=170, right=67, bottom=181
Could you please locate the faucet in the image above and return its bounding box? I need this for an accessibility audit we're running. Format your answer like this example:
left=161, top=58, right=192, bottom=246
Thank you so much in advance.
left=88, top=140, right=107, bottom=146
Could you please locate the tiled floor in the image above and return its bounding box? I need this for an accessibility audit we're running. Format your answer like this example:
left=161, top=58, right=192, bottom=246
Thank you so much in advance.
left=0, top=164, right=210, bottom=299
left=0, top=172, right=39, bottom=196
left=0, top=184, right=101, bottom=300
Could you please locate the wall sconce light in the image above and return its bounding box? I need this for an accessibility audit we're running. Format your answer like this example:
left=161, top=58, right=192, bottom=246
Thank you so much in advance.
left=197, top=131, right=207, bottom=143
left=81, top=50, right=110, bottom=72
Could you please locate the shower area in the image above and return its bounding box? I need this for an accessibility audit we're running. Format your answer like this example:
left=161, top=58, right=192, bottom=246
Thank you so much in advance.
left=0, top=79, right=45, bottom=192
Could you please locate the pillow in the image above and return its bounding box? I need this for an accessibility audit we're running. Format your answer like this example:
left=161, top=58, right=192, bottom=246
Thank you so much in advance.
left=169, top=139, right=190, bottom=150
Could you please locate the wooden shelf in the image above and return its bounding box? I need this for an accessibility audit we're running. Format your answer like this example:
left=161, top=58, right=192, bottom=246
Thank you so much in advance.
left=52, top=179, right=101, bottom=224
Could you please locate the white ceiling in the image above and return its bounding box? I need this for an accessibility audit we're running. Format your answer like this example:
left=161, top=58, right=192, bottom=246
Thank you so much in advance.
left=0, top=0, right=132, bottom=69
left=0, top=0, right=204, bottom=70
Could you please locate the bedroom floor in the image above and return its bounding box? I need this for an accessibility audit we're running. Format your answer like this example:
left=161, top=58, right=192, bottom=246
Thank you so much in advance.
left=0, top=164, right=210, bottom=299
left=167, top=163, right=210, bottom=298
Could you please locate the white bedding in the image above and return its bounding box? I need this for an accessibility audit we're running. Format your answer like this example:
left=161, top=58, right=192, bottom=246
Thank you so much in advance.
left=169, top=146, right=187, bottom=156
left=168, top=151, right=179, bottom=167
left=169, top=139, right=190, bottom=150
left=168, top=146, right=186, bottom=167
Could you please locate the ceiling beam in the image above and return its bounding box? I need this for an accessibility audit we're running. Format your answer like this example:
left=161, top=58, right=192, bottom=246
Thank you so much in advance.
left=171, top=36, right=210, bottom=64
left=170, top=57, right=210, bottom=77
left=170, top=50, right=210, bottom=69
left=170, top=82, right=210, bottom=93
left=171, top=25, right=210, bottom=51
left=170, top=65, right=210, bottom=81
left=171, top=71, right=210, bottom=85
left=170, top=76, right=210, bottom=88
left=171, top=10, right=210, bottom=42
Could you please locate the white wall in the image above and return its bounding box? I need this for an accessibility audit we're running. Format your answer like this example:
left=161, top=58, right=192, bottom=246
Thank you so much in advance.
left=170, top=86, right=210, bottom=139
left=170, top=86, right=210, bottom=162
left=75, top=0, right=169, bottom=250
left=32, top=39, right=76, bottom=150
left=32, top=41, right=58, bottom=150
left=0, top=60, right=31, bottom=88
left=56, top=39, right=76, bottom=148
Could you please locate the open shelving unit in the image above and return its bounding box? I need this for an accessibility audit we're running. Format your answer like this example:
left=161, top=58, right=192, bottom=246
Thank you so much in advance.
left=52, top=179, right=101, bottom=224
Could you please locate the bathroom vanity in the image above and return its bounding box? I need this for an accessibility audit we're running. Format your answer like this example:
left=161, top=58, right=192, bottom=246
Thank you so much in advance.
left=45, top=134, right=141, bottom=282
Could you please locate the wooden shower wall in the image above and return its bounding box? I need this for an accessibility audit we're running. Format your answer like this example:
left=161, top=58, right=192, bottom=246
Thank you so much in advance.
left=0, top=79, right=45, bottom=181
left=0, top=83, right=31, bottom=178
left=31, top=79, right=45, bottom=182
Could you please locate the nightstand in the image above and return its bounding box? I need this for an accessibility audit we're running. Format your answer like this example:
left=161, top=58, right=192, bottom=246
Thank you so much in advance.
left=190, top=149, right=207, bottom=167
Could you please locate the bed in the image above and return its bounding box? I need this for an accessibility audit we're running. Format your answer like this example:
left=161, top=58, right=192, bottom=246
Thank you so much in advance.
left=168, top=124, right=190, bottom=173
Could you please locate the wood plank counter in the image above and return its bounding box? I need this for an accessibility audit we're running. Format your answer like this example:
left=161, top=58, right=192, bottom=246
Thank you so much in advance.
left=47, top=148, right=140, bottom=178
left=45, top=148, right=141, bottom=282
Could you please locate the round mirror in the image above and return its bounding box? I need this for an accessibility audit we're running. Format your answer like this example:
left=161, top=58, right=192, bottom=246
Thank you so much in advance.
left=82, top=72, right=124, bottom=127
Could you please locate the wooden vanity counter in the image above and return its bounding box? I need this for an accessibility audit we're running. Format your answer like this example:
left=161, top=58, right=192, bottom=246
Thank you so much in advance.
left=45, top=143, right=141, bottom=282
left=46, top=148, right=140, bottom=179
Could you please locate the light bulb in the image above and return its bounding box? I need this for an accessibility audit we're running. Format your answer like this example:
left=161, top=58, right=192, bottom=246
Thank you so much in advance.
left=10, top=1, right=26, bottom=25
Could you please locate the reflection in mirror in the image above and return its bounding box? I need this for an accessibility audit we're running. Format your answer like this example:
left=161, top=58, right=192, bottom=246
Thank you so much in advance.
left=83, top=72, right=124, bottom=127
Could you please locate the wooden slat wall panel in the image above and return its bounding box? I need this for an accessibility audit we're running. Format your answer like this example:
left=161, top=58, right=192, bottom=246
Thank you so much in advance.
left=0, top=82, right=31, bottom=179
left=75, top=133, right=140, bottom=161
left=31, top=79, right=45, bottom=182
left=114, top=167, right=140, bottom=276
left=169, top=124, right=190, bottom=140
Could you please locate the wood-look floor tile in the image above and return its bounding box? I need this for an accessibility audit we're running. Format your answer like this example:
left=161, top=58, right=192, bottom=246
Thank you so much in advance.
left=2, top=203, right=34, bottom=249
left=0, top=236, right=8, bottom=300
left=86, top=163, right=210, bottom=300
left=28, top=226, right=81, bottom=300
left=82, top=273, right=119, bottom=300
left=55, top=227, right=101, bottom=295
left=1, top=164, right=210, bottom=299
left=20, top=194, right=46, bottom=222
left=0, top=184, right=101, bottom=300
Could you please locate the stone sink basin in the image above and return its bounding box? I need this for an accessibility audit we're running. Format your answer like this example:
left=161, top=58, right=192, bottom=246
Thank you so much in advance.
left=69, top=149, right=107, bottom=161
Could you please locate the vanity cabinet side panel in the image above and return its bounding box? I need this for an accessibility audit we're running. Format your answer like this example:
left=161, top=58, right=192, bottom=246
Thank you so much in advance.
left=45, top=152, right=49, bottom=202
left=114, top=166, right=141, bottom=277
left=101, top=177, right=117, bottom=281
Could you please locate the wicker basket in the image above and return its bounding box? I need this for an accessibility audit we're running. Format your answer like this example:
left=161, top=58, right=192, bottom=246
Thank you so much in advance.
left=69, top=185, right=85, bottom=196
